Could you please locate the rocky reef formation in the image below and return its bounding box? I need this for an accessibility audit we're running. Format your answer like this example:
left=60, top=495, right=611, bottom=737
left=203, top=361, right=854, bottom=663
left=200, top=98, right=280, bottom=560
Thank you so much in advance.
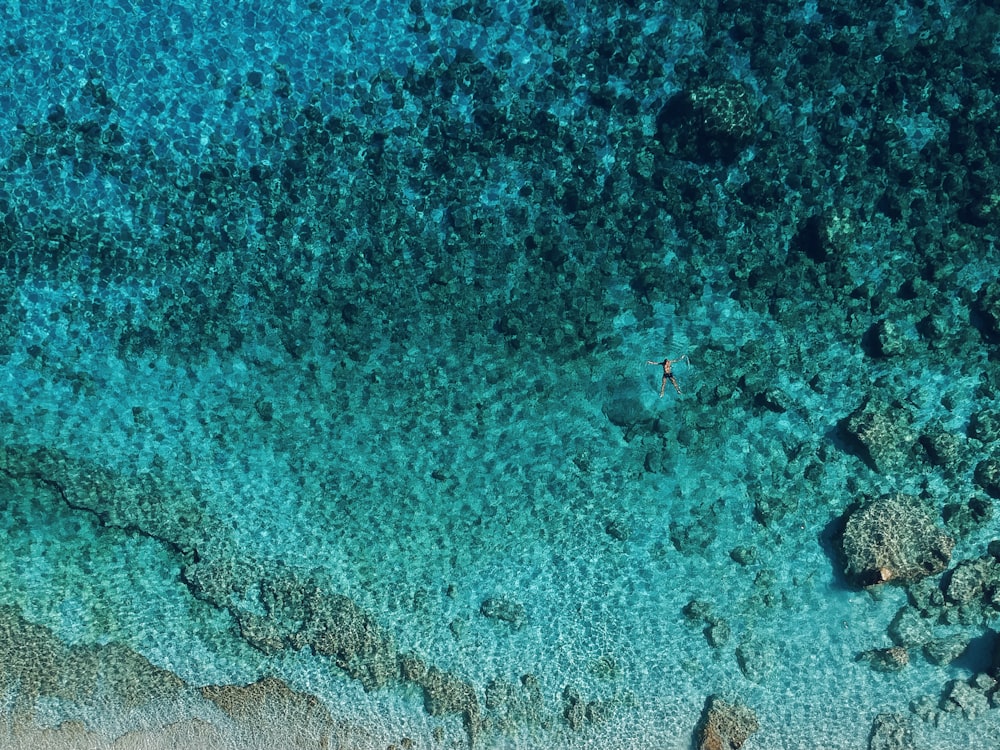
left=183, top=551, right=491, bottom=738
left=838, top=494, right=954, bottom=587
left=0, top=605, right=374, bottom=750
left=867, top=712, right=915, bottom=750
left=0, top=442, right=486, bottom=739
left=6, top=1, right=1000, bottom=745
left=0, top=442, right=212, bottom=552
left=656, top=80, right=762, bottom=164
left=856, top=538, right=1000, bottom=725
left=840, top=398, right=919, bottom=474
left=856, top=646, right=910, bottom=673
left=0, top=441, right=617, bottom=747
left=694, top=695, right=759, bottom=750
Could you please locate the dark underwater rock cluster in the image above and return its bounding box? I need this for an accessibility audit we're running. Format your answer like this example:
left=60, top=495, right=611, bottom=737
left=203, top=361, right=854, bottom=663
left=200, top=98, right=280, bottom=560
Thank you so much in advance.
left=835, top=493, right=1000, bottom=725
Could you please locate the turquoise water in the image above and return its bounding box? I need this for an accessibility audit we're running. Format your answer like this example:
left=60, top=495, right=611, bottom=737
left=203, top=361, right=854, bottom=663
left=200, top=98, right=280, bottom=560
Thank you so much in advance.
left=2, top=0, right=1000, bottom=748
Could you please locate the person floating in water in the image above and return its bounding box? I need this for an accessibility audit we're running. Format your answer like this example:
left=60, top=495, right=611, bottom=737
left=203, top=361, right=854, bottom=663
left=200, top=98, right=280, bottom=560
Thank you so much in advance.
left=647, top=355, right=688, bottom=397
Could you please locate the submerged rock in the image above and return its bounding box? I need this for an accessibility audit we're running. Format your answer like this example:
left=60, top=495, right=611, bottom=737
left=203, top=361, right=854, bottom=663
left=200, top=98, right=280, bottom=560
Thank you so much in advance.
left=974, top=457, right=1000, bottom=497
left=480, top=595, right=526, bottom=629
left=857, top=646, right=909, bottom=672
left=734, top=638, right=777, bottom=683
left=560, top=684, right=613, bottom=731
left=840, top=397, right=918, bottom=473
left=561, top=685, right=587, bottom=730
left=602, top=383, right=653, bottom=438
left=706, top=620, right=732, bottom=648
left=923, top=635, right=968, bottom=666
left=944, top=556, right=1000, bottom=606
left=942, top=495, right=993, bottom=538
left=420, top=665, right=479, bottom=722
left=887, top=607, right=932, bottom=648
left=604, top=517, right=631, bottom=541
left=970, top=409, right=1000, bottom=444
left=484, top=674, right=545, bottom=729
left=974, top=279, right=1000, bottom=341
left=941, top=678, right=990, bottom=718
left=656, top=81, right=761, bottom=164
left=838, top=494, right=954, bottom=587
left=670, top=500, right=723, bottom=554
left=866, top=319, right=906, bottom=358
left=867, top=712, right=914, bottom=750
left=236, top=611, right=286, bottom=654
left=920, top=427, right=965, bottom=474
left=908, top=695, right=941, bottom=724
left=694, top=695, right=759, bottom=750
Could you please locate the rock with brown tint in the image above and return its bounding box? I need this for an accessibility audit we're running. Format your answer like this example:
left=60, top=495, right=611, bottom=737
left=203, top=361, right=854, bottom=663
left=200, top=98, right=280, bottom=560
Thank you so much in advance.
left=695, top=695, right=759, bottom=750
left=0, top=605, right=386, bottom=750
left=0, top=606, right=184, bottom=717
left=236, top=610, right=288, bottom=654
left=839, top=494, right=953, bottom=587
left=201, top=676, right=334, bottom=749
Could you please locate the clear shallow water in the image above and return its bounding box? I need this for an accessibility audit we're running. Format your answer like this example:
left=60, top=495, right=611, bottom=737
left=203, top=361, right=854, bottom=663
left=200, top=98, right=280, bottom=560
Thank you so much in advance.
left=2, top=0, right=1000, bottom=748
